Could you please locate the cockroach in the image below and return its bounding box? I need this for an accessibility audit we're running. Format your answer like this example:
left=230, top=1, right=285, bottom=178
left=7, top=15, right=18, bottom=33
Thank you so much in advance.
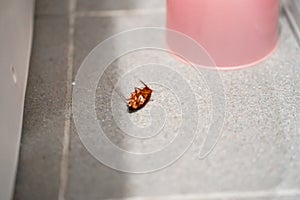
left=127, top=81, right=152, bottom=112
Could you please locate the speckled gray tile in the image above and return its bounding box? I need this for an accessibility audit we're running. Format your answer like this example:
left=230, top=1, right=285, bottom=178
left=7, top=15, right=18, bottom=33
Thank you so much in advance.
left=68, top=14, right=166, bottom=200
left=35, top=0, right=68, bottom=16
left=82, top=195, right=300, bottom=200
left=67, top=119, right=131, bottom=200
left=14, top=17, right=69, bottom=200
left=216, top=16, right=300, bottom=191
left=72, top=14, right=166, bottom=77
left=68, top=12, right=300, bottom=200
left=76, top=0, right=165, bottom=12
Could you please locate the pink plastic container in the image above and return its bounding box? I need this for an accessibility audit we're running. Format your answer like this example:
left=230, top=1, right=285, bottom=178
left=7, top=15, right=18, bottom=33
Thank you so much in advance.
left=167, top=0, right=279, bottom=69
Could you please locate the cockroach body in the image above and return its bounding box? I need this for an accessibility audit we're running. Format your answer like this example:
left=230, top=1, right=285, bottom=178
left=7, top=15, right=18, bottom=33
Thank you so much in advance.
left=127, top=81, right=152, bottom=112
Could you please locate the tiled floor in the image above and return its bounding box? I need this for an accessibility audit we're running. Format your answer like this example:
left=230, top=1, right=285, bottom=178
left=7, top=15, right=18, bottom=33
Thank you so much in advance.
left=14, top=0, right=300, bottom=200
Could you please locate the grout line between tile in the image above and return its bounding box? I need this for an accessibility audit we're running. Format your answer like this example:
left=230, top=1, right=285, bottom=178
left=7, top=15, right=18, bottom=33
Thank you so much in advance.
left=105, top=189, right=300, bottom=200
left=58, top=0, right=76, bottom=199
left=75, top=8, right=165, bottom=18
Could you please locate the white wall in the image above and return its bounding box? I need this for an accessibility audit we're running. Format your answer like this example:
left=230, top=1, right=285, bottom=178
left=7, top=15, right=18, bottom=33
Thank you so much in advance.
left=0, top=0, right=34, bottom=199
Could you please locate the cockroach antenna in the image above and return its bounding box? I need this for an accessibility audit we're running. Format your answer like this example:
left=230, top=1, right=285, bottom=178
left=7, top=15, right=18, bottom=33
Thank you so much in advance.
left=105, top=72, right=127, bottom=103
left=139, top=80, right=155, bottom=92
left=114, top=88, right=128, bottom=104
left=139, top=80, right=148, bottom=87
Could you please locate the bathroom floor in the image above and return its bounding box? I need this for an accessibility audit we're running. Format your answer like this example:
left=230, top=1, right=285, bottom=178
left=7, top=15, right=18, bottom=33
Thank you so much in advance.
left=14, top=0, right=300, bottom=200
